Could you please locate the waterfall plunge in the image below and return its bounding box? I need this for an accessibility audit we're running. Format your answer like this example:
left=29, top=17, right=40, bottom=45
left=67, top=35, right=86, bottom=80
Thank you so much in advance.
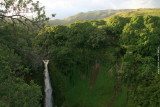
left=43, top=60, right=53, bottom=107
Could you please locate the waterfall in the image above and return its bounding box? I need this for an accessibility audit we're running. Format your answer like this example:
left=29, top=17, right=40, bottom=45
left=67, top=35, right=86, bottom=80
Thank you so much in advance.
left=43, top=60, right=53, bottom=107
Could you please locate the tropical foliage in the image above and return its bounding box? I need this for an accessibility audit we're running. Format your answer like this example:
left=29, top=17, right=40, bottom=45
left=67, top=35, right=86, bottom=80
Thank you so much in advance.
left=0, top=1, right=160, bottom=106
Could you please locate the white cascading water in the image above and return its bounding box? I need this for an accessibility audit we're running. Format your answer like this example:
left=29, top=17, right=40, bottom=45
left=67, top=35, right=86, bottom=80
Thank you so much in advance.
left=43, top=60, right=53, bottom=107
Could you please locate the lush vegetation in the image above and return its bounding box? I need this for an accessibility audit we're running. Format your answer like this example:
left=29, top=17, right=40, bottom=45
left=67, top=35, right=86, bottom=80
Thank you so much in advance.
left=37, top=15, right=160, bottom=106
left=0, top=1, right=160, bottom=106
left=0, top=0, right=49, bottom=106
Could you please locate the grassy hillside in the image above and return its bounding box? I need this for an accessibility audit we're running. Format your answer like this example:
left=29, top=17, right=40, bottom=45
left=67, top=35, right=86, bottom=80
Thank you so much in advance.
left=48, top=8, right=160, bottom=25
left=104, top=8, right=160, bottom=20
left=116, top=8, right=160, bottom=17
left=48, top=9, right=129, bottom=25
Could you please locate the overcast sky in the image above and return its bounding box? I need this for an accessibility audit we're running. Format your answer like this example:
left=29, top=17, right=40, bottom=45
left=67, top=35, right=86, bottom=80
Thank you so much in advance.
left=35, top=0, right=160, bottom=19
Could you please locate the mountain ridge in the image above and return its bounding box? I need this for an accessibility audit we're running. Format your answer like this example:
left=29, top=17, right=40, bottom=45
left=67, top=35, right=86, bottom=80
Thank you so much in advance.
left=48, top=8, right=160, bottom=25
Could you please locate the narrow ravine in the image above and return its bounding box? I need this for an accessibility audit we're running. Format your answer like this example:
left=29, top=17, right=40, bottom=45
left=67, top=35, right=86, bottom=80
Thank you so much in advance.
left=43, top=60, right=53, bottom=107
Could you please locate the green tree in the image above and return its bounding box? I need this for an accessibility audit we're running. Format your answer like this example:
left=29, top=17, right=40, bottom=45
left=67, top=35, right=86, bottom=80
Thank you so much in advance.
left=119, top=15, right=160, bottom=106
left=0, top=45, right=42, bottom=107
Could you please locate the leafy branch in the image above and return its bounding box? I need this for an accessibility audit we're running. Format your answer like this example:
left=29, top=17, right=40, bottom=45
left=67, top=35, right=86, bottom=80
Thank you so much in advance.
left=0, top=0, right=54, bottom=29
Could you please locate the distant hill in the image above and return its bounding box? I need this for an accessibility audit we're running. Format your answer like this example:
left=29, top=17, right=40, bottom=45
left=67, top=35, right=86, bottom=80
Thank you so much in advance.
left=47, top=9, right=130, bottom=25
left=104, top=8, right=160, bottom=20
left=48, top=8, right=160, bottom=25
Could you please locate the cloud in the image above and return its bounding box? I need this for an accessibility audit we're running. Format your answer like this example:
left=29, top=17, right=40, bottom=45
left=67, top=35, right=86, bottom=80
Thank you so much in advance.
left=119, top=0, right=155, bottom=9
left=34, top=0, right=160, bottom=19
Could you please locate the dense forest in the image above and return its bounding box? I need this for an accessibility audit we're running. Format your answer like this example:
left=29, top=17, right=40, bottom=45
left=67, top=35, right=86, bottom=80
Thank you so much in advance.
left=0, top=0, right=160, bottom=107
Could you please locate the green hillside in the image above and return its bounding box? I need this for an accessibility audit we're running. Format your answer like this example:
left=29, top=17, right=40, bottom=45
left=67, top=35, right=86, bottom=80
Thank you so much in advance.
left=48, top=9, right=130, bottom=25
left=116, top=8, right=160, bottom=17
left=104, top=8, right=160, bottom=20
left=48, top=8, right=160, bottom=25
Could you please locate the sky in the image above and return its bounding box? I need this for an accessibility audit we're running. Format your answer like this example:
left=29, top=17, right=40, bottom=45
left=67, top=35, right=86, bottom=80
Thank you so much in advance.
left=35, top=0, right=160, bottom=19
